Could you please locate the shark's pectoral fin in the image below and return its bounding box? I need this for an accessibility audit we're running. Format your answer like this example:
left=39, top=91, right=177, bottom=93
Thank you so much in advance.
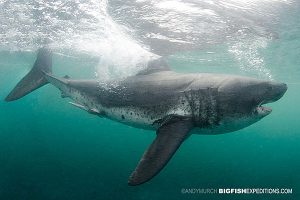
left=128, top=118, right=194, bottom=186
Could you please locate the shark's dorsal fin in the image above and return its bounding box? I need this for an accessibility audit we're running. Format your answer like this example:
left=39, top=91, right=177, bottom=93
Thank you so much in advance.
left=136, top=57, right=171, bottom=75
left=128, top=118, right=193, bottom=186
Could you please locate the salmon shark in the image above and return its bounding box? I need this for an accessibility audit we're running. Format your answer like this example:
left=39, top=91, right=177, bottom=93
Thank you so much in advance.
left=5, top=48, right=287, bottom=185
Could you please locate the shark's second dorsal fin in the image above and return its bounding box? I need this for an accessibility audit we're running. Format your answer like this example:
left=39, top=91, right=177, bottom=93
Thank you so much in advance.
left=136, top=58, right=171, bottom=76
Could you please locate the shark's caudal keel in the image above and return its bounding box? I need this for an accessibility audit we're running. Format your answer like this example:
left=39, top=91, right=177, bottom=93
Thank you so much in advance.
left=5, top=49, right=288, bottom=186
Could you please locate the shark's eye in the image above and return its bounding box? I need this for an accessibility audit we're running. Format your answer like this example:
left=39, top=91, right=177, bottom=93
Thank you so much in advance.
left=267, top=86, right=273, bottom=91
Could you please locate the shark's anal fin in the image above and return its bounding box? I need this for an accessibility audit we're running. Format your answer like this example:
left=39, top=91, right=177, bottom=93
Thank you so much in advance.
left=128, top=118, right=194, bottom=186
left=69, top=102, right=102, bottom=116
left=69, top=102, right=87, bottom=111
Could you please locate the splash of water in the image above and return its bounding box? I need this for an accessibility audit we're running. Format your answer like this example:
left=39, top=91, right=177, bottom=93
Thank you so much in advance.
left=0, top=0, right=294, bottom=80
left=0, top=0, right=155, bottom=80
left=108, top=0, right=292, bottom=79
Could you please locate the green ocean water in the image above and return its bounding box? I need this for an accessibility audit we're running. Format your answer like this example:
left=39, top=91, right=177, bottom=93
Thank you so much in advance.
left=1, top=1, right=300, bottom=200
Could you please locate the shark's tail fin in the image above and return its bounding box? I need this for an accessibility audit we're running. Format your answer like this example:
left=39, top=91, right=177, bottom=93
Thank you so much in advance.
left=5, top=48, right=52, bottom=101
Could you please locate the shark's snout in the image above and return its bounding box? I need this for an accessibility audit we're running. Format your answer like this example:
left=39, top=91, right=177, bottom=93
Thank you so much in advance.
left=264, top=81, right=288, bottom=103
left=251, top=81, right=287, bottom=118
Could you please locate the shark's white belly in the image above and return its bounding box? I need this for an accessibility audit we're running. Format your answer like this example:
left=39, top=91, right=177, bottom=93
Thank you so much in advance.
left=101, top=102, right=192, bottom=130
left=69, top=88, right=192, bottom=130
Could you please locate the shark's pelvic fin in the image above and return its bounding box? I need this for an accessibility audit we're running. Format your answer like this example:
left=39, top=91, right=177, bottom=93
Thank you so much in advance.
left=128, top=118, right=194, bottom=186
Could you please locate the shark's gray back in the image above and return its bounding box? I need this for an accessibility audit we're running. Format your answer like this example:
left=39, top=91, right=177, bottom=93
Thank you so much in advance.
left=96, top=71, right=232, bottom=108
left=96, top=71, right=195, bottom=107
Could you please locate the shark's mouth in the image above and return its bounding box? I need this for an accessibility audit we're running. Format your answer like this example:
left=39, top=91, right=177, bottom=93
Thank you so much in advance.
left=256, top=105, right=272, bottom=113
left=254, top=102, right=272, bottom=115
